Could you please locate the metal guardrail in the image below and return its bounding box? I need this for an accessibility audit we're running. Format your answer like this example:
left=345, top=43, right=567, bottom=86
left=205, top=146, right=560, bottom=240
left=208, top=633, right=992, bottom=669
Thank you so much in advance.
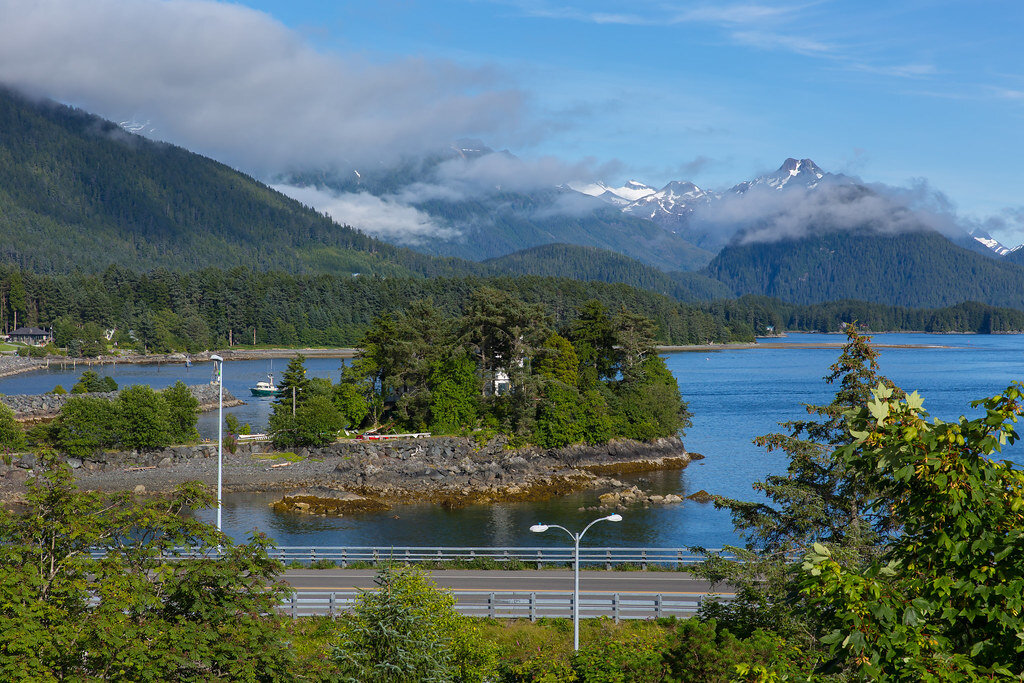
left=267, top=546, right=734, bottom=569
left=281, top=590, right=721, bottom=621
left=115, top=546, right=736, bottom=569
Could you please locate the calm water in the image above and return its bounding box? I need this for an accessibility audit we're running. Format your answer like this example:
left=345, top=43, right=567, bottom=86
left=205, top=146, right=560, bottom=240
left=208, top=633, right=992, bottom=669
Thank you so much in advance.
left=3, top=333, right=1022, bottom=549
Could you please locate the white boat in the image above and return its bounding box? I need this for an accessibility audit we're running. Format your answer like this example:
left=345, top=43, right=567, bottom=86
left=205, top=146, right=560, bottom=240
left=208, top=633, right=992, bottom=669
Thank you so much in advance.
left=250, top=373, right=280, bottom=397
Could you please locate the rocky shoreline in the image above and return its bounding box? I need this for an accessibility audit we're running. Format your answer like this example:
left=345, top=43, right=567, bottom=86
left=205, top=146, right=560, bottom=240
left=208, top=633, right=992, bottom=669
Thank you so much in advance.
left=0, top=435, right=703, bottom=512
left=1, top=384, right=244, bottom=423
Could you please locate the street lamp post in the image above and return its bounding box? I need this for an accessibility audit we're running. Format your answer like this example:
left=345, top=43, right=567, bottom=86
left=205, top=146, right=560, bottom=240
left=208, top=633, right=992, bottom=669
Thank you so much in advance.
left=210, top=354, right=224, bottom=532
left=530, top=513, right=623, bottom=650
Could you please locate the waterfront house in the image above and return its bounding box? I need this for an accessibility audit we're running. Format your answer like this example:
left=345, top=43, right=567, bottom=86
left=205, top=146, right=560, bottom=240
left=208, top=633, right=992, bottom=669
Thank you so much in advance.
left=8, top=326, right=52, bottom=345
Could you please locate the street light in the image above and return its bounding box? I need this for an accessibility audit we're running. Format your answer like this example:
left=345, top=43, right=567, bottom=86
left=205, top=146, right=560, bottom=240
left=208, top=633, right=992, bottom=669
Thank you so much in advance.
left=530, top=513, right=623, bottom=650
left=210, top=354, right=224, bottom=532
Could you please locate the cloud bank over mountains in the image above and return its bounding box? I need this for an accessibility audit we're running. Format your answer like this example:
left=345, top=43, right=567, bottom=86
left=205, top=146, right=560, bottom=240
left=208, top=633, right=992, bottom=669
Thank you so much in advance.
left=0, top=0, right=525, bottom=174
left=1, top=0, right=1021, bottom=250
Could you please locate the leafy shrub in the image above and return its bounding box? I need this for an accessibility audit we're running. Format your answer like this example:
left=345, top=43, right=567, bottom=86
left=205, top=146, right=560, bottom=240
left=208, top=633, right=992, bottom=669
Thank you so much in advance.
left=0, top=403, right=25, bottom=452
left=332, top=566, right=497, bottom=682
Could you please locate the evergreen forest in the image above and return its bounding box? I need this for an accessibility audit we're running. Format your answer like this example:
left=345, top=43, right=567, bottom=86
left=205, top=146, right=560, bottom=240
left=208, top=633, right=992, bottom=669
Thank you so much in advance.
left=268, top=294, right=690, bottom=448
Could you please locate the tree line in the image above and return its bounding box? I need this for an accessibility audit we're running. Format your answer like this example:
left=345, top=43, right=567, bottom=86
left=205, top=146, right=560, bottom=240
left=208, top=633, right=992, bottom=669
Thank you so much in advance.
left=5, top=266, right=1024, bottom=358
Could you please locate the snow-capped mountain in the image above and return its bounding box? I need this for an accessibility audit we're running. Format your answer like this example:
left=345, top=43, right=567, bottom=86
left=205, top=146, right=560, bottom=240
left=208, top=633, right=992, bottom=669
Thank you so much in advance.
left=971, top=228, right=1012, bottom=256
left=729, top=157, right=826, bottom=195
left=622, top=181, right=717, bottom=225
left=575, top=158, right=837, bottom=237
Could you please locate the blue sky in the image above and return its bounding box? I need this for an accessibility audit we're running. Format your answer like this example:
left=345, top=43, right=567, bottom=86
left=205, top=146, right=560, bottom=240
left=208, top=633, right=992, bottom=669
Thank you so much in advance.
left=231, top=1, right=1024, bottom=229
left=1, top=0, right=1022, bottom=241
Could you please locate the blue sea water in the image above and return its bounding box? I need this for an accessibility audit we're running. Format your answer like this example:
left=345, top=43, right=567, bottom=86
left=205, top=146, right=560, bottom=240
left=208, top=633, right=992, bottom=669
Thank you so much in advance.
left=3, top=333, right=1022, bottom=549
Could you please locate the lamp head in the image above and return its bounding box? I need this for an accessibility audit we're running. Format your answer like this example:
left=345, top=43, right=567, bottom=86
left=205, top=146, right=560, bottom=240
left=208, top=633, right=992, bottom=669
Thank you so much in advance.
left=604, top=514, right=623, bottom=522
left=210, top=354, right=223, bottom=362
left=529, top=524, right=549, bottom=533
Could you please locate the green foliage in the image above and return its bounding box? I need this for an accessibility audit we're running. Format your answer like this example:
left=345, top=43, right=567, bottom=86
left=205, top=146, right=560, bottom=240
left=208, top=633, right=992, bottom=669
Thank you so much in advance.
left=332, top=566, right=497, bottom=683
left=70, top=370, right=117, bottom=394
left=269, top=355, right=344, bottom=447
left=51, top=396, right=120, bottom=457
left=429, top=350, right=480, bottom=434
left=50, top=384, right=66, bottom=395
left=162, top=380, right=199, bottom=444
left=799, top=382, right=1024, bottom=679
left=333, top=379, right=370, bottom=431
left=225, top=413, right=251, bottom=436
left=660, top=619, right=808, bottom=682
left=0, top=402, right=25, bottom=452
left=115, top=384, right=172, bottom=451
left=0, top=453, right=294, bottom=681
left=532, top=381, right=587, bottom=448
left=291, top=396, right=344, bottom=447
left=534, top=333, right=580, bottom=386
left=612, top=355, right=691, bottom=441
left=570, top=632, right=667, bottom=682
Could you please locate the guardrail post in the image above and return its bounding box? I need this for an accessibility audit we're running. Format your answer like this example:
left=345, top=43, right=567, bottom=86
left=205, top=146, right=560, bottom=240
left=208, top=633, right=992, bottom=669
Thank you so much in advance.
left=605, top=549, right=612, bottom=571
left=291, top=596, right=297, bottom=620
left=536, top=550, right=542, bottom=570
left=677, top=549, right=683, bottom=569
left=405, top=548, right=410, bottom=566
left=642, top=549, right=648, bottom=571
left=655, top=594, right=663, bottom=619
left=329, top=592, right=335, bottom=618
left=612, top=593, right=620, bottom=624
left=373, top=548, right=379, bottom=566
left=530, top=593, right=537, bottom=622
left=488, top=592, right=495, bottom=619
left=341, top=548, right=347, bottom=569
left=503, top=549, right=509, bottom=565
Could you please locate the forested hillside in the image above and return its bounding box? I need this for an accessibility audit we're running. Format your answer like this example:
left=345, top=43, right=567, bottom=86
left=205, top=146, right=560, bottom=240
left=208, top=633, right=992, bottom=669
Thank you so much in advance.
left=484, top=244, right=732, bottom=302
left=0, top=87, right=481, bottom=278
left=705, top=229, right=1024, bottom=309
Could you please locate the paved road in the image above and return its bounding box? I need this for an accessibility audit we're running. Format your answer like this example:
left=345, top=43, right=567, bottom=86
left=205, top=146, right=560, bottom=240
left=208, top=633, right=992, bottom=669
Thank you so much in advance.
left=282, top=569, right=727, bottom=597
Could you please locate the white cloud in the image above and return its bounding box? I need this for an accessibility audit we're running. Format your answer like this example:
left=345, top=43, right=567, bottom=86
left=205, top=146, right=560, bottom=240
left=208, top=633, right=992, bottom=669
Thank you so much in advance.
left=272, top=185, right=462, bottom=246
left=0, top=0, right=525, bottom=175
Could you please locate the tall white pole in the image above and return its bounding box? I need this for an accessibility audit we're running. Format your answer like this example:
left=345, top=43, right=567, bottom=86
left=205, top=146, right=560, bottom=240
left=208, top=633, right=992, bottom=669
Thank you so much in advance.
left=573, top=532, right=581, bottom=651
left=211, top=355, right=224, bottom=532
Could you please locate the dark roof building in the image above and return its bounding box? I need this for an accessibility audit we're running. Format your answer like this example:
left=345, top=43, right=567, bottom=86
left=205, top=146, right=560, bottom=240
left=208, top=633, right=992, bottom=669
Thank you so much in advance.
left=9, top=326, right=52, bottom=344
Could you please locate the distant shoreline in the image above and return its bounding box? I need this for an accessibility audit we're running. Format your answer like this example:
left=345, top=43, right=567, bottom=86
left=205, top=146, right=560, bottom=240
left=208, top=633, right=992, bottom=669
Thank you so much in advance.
left=0, top=336, right=982, bottom=382
left=659, top=341, right=962, bottom=352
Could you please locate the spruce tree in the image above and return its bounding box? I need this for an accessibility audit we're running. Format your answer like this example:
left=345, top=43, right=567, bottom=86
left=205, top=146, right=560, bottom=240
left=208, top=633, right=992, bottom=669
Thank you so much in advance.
left=698, top=325, right=900, bottom=639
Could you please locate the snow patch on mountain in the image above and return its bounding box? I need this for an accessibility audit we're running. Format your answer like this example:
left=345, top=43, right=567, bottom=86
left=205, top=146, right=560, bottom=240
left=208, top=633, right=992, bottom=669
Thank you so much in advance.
left=970, top=228, right=1012, bottom=256
left=571, top=180, right=656, bottom=202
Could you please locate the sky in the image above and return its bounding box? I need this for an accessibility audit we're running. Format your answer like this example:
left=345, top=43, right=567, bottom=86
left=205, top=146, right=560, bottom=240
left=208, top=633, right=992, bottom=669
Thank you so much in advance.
left=1, top=0, right=1023, bottom=243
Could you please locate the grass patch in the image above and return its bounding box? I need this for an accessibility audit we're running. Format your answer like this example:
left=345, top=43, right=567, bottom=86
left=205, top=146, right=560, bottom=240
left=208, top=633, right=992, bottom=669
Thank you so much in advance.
left=252, top=451, right=305, bottom=463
